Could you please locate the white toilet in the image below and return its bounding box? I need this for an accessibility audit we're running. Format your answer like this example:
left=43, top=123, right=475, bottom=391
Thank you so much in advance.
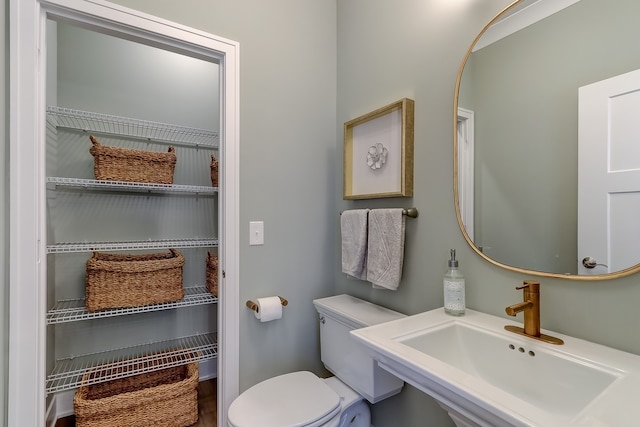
left=227, top=294, right=406, bottom=427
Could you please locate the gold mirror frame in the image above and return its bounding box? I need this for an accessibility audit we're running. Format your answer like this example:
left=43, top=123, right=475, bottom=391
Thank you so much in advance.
left=453, top=0, right=640, bottom=281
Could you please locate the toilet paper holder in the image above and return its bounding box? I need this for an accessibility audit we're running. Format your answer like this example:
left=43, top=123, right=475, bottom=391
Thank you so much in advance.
left=246, top=296, right=288, bottom=313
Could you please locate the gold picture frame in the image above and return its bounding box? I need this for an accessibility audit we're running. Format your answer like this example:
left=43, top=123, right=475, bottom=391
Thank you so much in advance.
left=343, top=98, right=414, bottom=199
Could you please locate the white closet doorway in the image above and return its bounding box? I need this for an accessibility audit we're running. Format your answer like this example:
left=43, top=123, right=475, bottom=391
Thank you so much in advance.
left=9, top=1, right=239, bottom=426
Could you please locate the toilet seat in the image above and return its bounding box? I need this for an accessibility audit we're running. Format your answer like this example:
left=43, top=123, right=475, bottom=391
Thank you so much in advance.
left=228, top=371, right=341, bottom=427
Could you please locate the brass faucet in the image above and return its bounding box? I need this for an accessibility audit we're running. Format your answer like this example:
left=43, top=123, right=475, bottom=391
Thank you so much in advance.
left=504, top=281, right=563, bottom=345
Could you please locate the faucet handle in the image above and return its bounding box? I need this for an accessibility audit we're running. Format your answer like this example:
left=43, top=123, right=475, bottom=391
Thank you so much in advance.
left=515, top=281, right=540, bottom=292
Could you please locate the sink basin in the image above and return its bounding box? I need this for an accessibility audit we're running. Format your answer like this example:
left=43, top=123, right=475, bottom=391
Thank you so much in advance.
left=399, top=322, right=616, bottom=418
left=351, top=308, right=640, bottom=426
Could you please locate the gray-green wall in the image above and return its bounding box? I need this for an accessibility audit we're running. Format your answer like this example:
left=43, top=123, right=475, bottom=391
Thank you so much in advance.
left=335, top=1, right=512, bottom=425
left=336, top=0, right=640, bottom=426
left=104, top=0, right=340, bottom=391
left=4, top=1, right=640, bottom=427
left=1, top=0, right=7, bottom=425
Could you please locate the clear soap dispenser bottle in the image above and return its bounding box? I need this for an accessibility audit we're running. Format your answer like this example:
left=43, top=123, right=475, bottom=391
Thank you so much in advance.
left=444, top=249, right=465, bottom=316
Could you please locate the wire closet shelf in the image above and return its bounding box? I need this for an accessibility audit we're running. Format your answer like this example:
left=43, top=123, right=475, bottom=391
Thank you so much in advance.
left=46, top=238, right=218, bottom=254
left=47, top=286, right=217, bottom=324
left=47, top=106, right=219, bottom=148
left=44, top=107, right=220, bottom=396
left=46, top=332, right=217, bottom=394
left=47, top=177, right=218, bottom=194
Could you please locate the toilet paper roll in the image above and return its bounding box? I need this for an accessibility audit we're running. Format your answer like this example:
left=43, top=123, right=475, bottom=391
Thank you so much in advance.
left=254, top=296, right=283, bottom=322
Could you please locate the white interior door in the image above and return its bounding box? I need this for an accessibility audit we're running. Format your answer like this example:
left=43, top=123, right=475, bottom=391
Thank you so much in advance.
left=578, top=69, right=640, bottom=274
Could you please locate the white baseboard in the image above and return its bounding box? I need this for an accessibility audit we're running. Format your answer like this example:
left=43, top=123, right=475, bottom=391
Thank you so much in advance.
left=46, top=359, right=218, bottom=425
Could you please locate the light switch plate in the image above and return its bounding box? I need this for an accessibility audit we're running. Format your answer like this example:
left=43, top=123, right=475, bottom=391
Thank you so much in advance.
left=249, top=221, right=264, bottom=245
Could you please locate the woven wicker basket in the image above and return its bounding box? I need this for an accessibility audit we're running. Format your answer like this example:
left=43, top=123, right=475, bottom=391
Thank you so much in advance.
left=85, top=249, right=185, bottom=312
left=89, top=135, right=177, bottom=184
left=206, top=252, right=218, bottom=297
left=210, top=155, right=219, bottom=187
left=74, top=362, right=199, bottom=427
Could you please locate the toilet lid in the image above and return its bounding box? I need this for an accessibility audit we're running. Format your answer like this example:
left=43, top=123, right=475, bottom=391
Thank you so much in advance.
left=228, top=371, right=341, bottom=427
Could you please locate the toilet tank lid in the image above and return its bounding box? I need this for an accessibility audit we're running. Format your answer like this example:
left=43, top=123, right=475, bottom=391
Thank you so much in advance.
left=228, top=371, right=341, bottom=427
left=313, top=294, right=405, bottom=327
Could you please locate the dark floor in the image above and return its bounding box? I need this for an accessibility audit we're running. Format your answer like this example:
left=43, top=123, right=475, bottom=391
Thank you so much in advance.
left=55, top=379, right=217, bottom=427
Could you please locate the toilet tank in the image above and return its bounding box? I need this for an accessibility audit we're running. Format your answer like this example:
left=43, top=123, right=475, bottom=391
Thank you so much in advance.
left=312, top=294, right=406, bottom=403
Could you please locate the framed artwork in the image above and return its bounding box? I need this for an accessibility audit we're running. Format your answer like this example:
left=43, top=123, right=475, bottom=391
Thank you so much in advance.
left=343, top=98, right=414, bottom=199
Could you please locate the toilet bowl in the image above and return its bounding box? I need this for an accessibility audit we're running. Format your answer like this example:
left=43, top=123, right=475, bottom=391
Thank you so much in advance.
left=227, top=295, right=406, bottom=427
left=227, top=372, right=368, bottom=427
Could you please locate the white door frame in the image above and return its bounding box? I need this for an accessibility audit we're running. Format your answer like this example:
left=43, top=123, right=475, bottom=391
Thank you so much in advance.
left=457, top=108, right=475, bottom=240
left=9, top=1, right=239, bottom=425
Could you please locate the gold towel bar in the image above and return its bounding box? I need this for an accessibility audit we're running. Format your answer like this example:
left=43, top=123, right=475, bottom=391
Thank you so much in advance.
left=246, top=296, right=288, bottom=313
left=402, top=208, right=419, bottom=218
left=340, top=208, right=418, bottom=218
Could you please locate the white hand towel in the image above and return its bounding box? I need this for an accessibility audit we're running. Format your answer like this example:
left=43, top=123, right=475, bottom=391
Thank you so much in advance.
left=341, top=209, right=369, bottom=280
left=366, top=208, right=406, bottom=290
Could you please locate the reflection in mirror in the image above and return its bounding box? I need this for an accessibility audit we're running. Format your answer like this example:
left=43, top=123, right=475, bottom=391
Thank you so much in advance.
left=455, top=0, right=640, bottom=279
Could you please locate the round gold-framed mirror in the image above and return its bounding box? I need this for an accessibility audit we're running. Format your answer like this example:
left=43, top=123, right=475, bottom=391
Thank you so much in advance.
left=453, top=0, right=640, bottom=280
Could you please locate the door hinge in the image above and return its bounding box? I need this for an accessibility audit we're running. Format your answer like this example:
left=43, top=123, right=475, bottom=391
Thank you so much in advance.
left=222, top=270, right=226, bottom=278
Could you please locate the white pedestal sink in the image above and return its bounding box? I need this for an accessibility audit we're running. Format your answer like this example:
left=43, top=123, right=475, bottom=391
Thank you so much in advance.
left=351, top=308, right=640, bottom=426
